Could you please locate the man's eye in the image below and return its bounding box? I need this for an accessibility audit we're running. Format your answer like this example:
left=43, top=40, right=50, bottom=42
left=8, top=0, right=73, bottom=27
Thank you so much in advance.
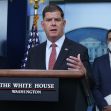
left=45, top=19, right=52, bottom=22
left=55, top=19, right=62, bottom=21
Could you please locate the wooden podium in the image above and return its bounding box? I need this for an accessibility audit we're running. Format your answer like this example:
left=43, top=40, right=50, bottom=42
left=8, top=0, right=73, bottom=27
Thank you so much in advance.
left=0, top=70, right=86, bottom=111
left=0, top=69, right=82, bottom=78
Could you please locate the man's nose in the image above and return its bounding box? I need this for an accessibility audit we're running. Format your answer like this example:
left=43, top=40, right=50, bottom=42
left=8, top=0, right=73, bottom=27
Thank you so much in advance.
left=51, top=19, right=56, bottom=25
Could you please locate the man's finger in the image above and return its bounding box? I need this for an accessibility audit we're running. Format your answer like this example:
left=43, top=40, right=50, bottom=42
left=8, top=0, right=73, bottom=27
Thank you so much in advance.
left=77, top=54, right=80, bottom=61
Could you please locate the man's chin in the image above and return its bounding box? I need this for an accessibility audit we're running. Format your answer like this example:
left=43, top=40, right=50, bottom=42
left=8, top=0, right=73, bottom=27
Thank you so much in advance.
left=48, top=35, right=60, bottom=42
left=49, top=34, right=58, bottom=38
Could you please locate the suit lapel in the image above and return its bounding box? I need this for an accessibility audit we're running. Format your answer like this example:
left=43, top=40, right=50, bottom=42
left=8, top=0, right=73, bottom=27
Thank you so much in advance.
left=54, top=38, right=71, bottom=70
left=104, top=54, right=111, bottom=73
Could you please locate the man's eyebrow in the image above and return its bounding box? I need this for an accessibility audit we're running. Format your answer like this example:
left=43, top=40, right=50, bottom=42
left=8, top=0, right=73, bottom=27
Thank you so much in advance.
left=45, top=17, right=62, bottom=20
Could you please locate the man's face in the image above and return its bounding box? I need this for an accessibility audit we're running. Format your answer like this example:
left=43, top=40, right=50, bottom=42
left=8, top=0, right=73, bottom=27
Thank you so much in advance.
left=108, top=32, right=111, bottom=43
left=41, top=11, right=66, bottom=42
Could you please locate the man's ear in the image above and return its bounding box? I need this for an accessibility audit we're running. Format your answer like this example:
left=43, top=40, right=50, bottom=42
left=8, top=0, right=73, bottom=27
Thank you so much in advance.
left=63, top=20, right=66, bottom=26
left=41, top=21, right=44, bottom=29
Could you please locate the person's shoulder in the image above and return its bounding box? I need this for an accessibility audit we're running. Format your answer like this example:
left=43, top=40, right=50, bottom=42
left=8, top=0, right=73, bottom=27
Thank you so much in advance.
left=30, top=41, right=46, bottom=51
left=94, top=53, right=108, bottom=63
left=65, top=37, right=87, bottom=50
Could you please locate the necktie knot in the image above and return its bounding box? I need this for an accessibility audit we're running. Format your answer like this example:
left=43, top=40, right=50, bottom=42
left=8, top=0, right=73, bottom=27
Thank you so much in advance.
left=50, top=43, right=57, bottom=48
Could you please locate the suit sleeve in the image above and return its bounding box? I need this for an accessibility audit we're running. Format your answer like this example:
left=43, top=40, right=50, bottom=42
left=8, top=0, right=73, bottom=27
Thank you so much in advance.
left=80, top=47, right=93, bottom=87
left=80, top=48, right=94, bottom=105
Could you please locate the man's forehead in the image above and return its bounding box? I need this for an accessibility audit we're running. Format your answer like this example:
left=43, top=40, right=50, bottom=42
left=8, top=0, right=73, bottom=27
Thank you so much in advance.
left=44, top=11, right=61, bottom=17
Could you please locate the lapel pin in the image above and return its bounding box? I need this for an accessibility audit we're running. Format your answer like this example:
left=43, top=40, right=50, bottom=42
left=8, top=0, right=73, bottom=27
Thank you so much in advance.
left=64, top=48, right=69, bottom=51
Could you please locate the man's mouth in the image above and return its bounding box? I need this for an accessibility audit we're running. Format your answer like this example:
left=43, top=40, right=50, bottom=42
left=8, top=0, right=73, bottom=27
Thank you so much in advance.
left=50, top=29, right=57, bottom=32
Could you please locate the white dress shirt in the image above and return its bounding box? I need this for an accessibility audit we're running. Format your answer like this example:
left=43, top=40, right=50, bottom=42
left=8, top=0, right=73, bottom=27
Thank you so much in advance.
left=109, top=52, right=111, bottom=68
left=46, top=35, right=65, bottom=70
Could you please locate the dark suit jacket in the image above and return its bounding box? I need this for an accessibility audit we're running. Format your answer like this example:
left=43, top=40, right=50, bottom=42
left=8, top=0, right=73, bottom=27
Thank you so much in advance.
left=0, top=56, right=8, bottom=69
left=26, top=38, right=91, bottom=111
left=92, top=54, right=111, bottom=110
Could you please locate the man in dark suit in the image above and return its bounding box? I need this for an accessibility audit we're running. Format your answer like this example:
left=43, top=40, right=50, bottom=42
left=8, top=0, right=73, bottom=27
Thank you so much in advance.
left=92, top=29, right=111, bottom=111
left=26, top=4, right=91, bottom=111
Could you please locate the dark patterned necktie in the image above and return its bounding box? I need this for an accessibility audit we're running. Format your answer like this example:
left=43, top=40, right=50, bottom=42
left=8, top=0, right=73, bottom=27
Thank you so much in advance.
left=48, top=43, right=57, bottom=70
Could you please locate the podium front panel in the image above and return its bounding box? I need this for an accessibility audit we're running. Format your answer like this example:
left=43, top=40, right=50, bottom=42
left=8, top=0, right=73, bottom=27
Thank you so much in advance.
left=0, top=77, right=59, bottom=101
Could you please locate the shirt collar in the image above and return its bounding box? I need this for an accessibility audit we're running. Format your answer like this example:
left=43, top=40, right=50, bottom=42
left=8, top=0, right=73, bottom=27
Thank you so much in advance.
left=46, top=35, right=65, bottom=49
